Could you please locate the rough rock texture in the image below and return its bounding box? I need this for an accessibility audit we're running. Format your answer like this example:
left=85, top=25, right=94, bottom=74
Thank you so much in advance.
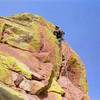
left=0, top=13, right=89, bottom=100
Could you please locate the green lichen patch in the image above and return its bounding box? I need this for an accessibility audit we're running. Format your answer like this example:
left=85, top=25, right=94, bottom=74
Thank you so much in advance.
left=0, top=83, right=26, bottom=100
left=0, top=22, right=5, bottom=33
left=30, top=21, right=41, bottom=52
left=0, top=52, right=34, bottom=80
left=44, top=27, right=62, bottom=78
left=0, top=22, right=5, bottom=40
left=48, top=78, right=64, bottom=95
left=67, top=51, right=88, bottom=94
left=0, top=62, right=13, bottom=85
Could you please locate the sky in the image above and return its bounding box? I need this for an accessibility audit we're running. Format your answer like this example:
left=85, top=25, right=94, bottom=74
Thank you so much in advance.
left=0, top=0, right=100, bottom=99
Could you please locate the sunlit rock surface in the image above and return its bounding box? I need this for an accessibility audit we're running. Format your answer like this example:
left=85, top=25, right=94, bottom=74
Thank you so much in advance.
left=0, top=13, right=89, bottom=100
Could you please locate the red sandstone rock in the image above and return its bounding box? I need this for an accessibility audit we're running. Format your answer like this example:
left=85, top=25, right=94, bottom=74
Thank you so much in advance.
left=0, top=13, right=89, bottom=100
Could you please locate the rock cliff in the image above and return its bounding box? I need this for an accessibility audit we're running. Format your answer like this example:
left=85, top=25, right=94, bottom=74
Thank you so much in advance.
left=0, top=13, right=89, bottom=100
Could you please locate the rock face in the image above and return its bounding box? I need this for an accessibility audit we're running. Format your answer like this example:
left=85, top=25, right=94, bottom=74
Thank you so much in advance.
left=0, top=13, right=89, bottom=100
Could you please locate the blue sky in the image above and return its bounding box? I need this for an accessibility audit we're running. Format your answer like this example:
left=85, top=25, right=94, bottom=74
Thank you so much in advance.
left=0, top=0, right=100, bottom=99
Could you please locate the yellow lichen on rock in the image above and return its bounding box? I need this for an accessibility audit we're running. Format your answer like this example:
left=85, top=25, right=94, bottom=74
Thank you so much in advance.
left=0, top=51, right=34, bottom=80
